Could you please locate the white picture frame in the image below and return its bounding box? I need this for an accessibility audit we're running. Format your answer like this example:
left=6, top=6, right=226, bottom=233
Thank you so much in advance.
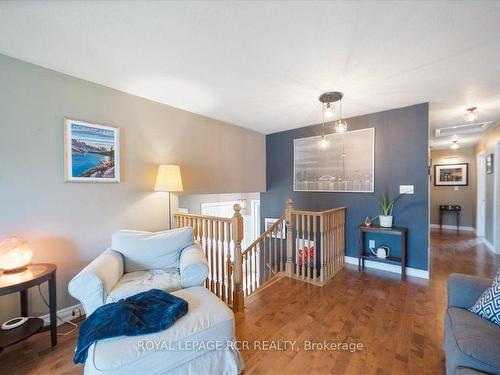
left=264, top=218, right=286, bottom=239
left=64, top=118, right=120, bottom=183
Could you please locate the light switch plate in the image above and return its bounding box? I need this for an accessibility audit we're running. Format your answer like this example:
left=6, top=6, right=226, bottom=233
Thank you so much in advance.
left=454, top=186, right=459, bottom=191
left=369, top=240, right=375, bottom=249
left=400, top=185, right=414, bottom=194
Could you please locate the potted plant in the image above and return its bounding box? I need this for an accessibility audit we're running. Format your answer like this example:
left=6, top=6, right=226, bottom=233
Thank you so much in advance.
left=377, top=193, right=402, bottom=228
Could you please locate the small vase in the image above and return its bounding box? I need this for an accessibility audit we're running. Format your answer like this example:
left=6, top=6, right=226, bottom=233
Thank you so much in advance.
left=379, top=215, right=393, bottom=228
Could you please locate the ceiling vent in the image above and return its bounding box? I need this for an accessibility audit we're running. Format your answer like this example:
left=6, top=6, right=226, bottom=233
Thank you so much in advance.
left=435, top=121, right=492, bottom=138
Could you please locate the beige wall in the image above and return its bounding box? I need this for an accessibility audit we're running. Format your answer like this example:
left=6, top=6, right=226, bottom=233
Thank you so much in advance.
left=475, top=122, right=500, bottom=249
left=430, top=147, right=476, bottom=228
left=0, top=54, right=265, bottom=320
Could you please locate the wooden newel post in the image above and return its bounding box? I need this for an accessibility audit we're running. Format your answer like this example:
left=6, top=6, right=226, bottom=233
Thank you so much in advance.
left=285, top=198, right=294, bottom=277
left=231, top=203, right=244, bottom=313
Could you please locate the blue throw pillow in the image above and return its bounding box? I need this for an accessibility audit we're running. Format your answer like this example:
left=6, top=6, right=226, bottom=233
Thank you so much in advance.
left=469, top=268, right=500, bottom=326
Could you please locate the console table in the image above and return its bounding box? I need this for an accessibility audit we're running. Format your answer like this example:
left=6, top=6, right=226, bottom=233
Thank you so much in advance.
left=0, top=264, right=57, bottom=352
left=439, top=205, right=461, bottom=232
left=358, top=224, right=408, bottom=280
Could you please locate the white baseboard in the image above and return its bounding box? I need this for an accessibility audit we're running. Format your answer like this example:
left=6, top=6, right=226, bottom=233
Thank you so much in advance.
left=39, top=303, right=83, bottom=326
left=482, top=238, right=498, bottom=253
left=430, top=224, right=475, bottom=233
left=344, top=256, right=429, bottom=280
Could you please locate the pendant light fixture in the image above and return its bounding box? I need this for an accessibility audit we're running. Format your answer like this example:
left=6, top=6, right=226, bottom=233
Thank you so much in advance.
left=465, top=107, right=478, bottom=122
left=334, top=97, right=348, bottom=133
left=318, top=91, right=345, bottom=147
left=450, top=140, right=460, bottom=149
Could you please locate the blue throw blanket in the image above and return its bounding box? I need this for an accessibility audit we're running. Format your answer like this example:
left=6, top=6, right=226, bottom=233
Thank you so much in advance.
left=74, top=289, right=188, bottom=364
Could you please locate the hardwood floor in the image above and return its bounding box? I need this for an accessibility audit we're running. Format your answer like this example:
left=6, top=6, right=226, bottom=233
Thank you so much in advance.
left=1, top=230, right=499, bottom=375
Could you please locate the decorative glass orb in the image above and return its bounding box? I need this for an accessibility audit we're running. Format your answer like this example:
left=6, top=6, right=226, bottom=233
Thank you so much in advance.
left=335, top=120, right=348, bottom=133
left=323, top=103, right=335, bottom=120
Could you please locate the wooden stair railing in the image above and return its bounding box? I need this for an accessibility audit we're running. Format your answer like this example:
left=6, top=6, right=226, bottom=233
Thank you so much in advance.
left=241, top=215, right=286, bottom=298
left=174, top=205, right=244, bottom=312
left=175, top=198, right=346, bottom=313
left=285, top=199, right=346, bottom=285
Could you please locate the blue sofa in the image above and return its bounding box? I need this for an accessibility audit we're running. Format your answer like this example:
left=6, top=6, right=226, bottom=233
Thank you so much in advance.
left=445, top=274, right=500, bottom=375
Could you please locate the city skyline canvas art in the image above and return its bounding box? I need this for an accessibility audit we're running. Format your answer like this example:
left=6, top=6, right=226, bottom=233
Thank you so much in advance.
left=293, top=128, right=375, bottom=192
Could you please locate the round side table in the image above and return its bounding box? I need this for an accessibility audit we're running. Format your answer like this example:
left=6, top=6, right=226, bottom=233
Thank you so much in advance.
left=0, top=263, right=57, bottom=352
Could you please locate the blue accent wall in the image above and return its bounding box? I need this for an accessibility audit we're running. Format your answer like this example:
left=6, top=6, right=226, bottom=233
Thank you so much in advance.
left=261, top=103, right=429, bottom=271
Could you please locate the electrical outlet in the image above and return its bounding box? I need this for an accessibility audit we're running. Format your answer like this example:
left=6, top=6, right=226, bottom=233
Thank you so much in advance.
left=369, top=240, right=375, bottom=249
left=72, top=307, right=82, bottom=319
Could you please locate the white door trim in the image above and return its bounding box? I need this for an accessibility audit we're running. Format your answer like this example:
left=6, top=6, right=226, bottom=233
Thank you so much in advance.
left=494, top=142, right=500, bottom=252
left=476, top=151, right=486, bottom=237
left=251, top=199, right=261, bottom=241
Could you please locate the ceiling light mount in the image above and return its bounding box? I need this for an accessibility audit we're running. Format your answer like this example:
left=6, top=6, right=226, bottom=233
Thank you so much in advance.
left=319, top=91, right=344, bottom=104
left=465, top=106, right=478, bottom=122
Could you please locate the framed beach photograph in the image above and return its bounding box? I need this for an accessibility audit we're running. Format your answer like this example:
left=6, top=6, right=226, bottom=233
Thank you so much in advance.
left=64, top=118, right=120, bottom=182
left=434, top=163, right=468, bottom=186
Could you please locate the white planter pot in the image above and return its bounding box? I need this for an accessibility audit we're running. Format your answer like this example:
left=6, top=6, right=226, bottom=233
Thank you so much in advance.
left=379, top=215, right=393, bottom=228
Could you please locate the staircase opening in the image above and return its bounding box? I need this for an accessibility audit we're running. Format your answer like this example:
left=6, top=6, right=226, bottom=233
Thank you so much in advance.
left=174, top=198, right=346, bottom=312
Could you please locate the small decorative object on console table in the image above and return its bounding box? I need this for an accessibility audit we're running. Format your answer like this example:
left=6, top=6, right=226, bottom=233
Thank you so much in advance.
left=358, top=224, right=407, bottom=280
left=0, top=263, right=57, bottom=352
left=439, top=205, right=461, bottom=232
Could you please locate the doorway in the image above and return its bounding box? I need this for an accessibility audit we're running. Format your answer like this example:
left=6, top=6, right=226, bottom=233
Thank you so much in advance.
left=476, top=151, right=486, bottom=237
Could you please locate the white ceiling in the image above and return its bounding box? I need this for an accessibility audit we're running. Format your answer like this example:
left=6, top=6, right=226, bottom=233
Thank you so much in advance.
left=1, top=1, right=500, bottom=142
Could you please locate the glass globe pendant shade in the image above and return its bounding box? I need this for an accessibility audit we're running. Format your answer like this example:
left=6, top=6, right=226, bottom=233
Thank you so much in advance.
left=323, top=103, right=335, bottom=120
left=335, top=120, right=348, bottom=133
left=0, top=237, right=32, bottom=273
left=319, top=136, right=329, bottom=149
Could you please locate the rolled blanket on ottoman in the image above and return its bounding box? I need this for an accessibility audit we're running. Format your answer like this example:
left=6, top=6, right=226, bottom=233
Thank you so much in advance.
left=74, top=289, right=188, bottom=364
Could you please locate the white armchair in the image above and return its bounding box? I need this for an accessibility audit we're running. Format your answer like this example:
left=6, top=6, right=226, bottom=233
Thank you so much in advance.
left=68, top=227, right=209, bottom=316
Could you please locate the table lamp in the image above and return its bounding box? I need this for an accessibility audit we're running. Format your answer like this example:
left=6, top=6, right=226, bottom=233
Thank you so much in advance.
left=154, top=164, right=183, bottom=229
left=0, top=237, right=33, bottom=273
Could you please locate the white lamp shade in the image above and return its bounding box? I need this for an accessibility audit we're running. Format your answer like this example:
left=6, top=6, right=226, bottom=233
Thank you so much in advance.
left=154, top=165, right=184, bottom=192
left=0, top=237, right=32, bottom=272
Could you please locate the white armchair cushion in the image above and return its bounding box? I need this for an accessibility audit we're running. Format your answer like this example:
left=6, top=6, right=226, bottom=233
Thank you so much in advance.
left=85, top=287, right=239, bottom=374
left=111, top=227, right=194, bottom=273
left=180, top=243, right=209, bottom=288
left=68, top=249, right=124, bottom=316
left=105, top=269, right=182, bottom=303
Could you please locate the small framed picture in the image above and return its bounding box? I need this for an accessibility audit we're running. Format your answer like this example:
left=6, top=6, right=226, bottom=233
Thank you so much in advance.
left=64, top=118, right=120, bottom=182
left=264, top=218, right=286, bottom=239
left=434, top=163, right=468, bottom=186
left=486, top=154, right=493, bottom=175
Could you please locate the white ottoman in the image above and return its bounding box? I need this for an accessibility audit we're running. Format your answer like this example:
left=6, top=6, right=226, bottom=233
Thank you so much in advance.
left=83, top=287, right=244, bottom=375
